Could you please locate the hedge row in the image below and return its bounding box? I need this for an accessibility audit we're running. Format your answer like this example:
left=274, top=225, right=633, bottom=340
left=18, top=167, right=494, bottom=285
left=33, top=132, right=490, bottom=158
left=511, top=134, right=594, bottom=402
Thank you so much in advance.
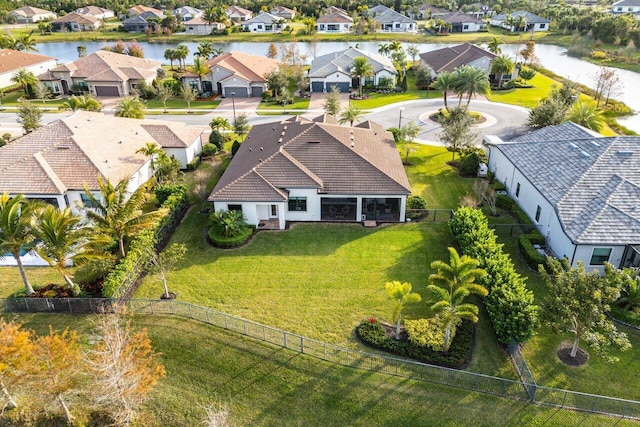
left=355, top=319, right=473, bottom=369
left=207, top=226, right=255, bottom=248
left=449, top=207, right=538, bottom=344
left=101, top=185, right=188, bottom=298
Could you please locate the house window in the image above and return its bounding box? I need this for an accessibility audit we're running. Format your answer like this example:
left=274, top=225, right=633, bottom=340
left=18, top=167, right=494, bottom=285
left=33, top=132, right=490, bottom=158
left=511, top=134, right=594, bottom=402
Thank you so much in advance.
left=288, top=197, right=307, bottom=211
left=364, top=76, right=374, bottom=87
left=515, top=183, right=521, bottom=198
left=228, top=204, right=242, bottom=212
left=271, top=205, right=277, bottom=216
left=463, top=24, right=469, bottom=30
left=590, top=248, right=612, bottom=265
left=535, top=205, right=541, bottom=222
left=80, top=193, right=95, bottom=208
left=539, top=24, right=546, bottom=29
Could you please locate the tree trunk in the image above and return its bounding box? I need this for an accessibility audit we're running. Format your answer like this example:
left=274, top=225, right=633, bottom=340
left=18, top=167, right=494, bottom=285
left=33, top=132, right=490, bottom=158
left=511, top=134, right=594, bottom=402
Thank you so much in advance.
left=1, top=381, right=16, bottom=410
left=443, top=324, right=452, bottom=352
left=63, top=273, right=81, bottom=297
left=570, top=336, right=580, bottom=358
left=162, top=278, right=170, bottom=299
left=14, top=252, right=34, bottom=295
left=443, top=93, right=449, bottom=112
left=58, top=394, right=73, bottom=423
left=119, top=237, right=126, bottom=259
left=395, top=315, right=401, bottom=340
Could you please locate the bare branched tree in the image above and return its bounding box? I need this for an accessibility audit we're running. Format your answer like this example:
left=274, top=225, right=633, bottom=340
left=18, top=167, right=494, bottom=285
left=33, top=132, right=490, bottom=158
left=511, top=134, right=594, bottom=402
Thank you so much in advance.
left=201, top=400, right=231, bottom=427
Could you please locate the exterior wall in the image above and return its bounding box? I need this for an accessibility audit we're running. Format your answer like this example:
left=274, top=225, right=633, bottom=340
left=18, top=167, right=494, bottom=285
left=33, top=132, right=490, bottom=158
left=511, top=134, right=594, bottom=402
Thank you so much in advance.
left=10, top=12, right=56, bottom=23
left=375, top=69, right=397, bottom=86
left=243, top=22, right=282, bottom=32
left=221, top=76, right=252, bottom=97
left=468, top=56, right=493, bottom=73
left=461, top=22, right=485, bottom=32
left=378, top=22, right=416, bottom=32
left=1, top=58, right=57, bottom=89
left=185, top=24, right=217, bottom=34
left=164, top=137, right=203, bottom=169
left=87, top=82, right=122, bottom=96
left=309, top=72, right=351, bottom=92
left=316, top=22, right=352, bottom=32
left=574, top=245, right=627, bottom=273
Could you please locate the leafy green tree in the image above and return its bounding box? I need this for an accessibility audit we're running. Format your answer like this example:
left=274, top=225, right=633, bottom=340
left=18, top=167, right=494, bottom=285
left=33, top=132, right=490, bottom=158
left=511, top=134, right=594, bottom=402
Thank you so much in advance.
left=518, top=67, right=537, bottom=82
left=17, top=99, right=42, bottom=134
left=338, top=105, right=364, bottom=127
left=490, top=55, right=514, bottom=88
left=115, top=96, right=146, bottom=119
left=209, top=210, right=247, bottom=238
left=11, top=68, right=38, bottom=96
left=154, top=152, right=182, bottom=184
left=438, top=107, right=476, bottom=161
left=0, top=193, right=39, bottom=295
left=181, top=83, right=197, bottom=114
left=324, top=86, right=341, bottom=117
left=83, top=177, right=167, bottom=258
left=609, top=266, right=640, bottom=311
left=427, top=247, right=487, bottom=352
left=350, top=56, right=374, bottom=98
left=155, top=84, right=175, bottom=114
left=540, top=260, right=631, bottom=362
left=233, top=114, right=250, bottom=139
left=567, top=101, right=605, bottom=132
left=433, top=71, right=455, bottom=112
left=385, top=281, right=422, bottom=340
left=413, top=63, right=433, bottom=90
left=265, top=69, right=288, bottom=98
left=145, top=243, right=187, bottom=299
left=528, top=96, right=569, bottom=129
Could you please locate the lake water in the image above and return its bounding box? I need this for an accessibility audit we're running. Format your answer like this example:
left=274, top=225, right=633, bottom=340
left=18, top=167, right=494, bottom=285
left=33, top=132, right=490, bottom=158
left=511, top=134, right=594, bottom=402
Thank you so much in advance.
left=35, top=40, right=640, bottom=132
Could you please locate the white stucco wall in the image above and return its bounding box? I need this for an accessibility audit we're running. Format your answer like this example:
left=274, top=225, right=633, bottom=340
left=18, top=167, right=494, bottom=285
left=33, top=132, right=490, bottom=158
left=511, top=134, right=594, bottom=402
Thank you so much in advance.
left=1, top=58, right=58, bottom=89
left=468, top=56, right=492, bottom=74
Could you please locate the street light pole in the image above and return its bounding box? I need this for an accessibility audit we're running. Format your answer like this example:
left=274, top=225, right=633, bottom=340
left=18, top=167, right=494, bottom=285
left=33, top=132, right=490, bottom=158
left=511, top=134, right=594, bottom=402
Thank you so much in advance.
left=398, top=107, right=404, bottom=129
left=231, top=91, right=236, bottom=123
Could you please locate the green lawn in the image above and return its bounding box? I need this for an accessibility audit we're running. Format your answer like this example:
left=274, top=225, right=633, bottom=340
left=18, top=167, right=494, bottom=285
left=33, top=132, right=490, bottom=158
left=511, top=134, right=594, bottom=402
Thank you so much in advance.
left=0, top=89, right=68, bottom=109
left=256, top=97, right=310, bottom=111
left=145, top=97, right=220, bottom=110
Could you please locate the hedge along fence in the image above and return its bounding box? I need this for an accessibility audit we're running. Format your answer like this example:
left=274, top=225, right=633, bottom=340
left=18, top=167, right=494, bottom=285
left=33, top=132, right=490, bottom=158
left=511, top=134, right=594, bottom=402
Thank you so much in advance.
left=449, top=207, right=538, bottom=344
left=102, top=184, right=189, bottom=299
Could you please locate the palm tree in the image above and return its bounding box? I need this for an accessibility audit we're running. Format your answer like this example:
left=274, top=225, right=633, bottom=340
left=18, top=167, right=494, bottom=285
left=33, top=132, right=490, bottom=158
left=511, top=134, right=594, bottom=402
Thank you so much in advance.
left=195, top=42, right=214, bottom=60
left=567, top=101, right=605, bottom=132
left=377, top=43, right=391, bottom=57
left=389, top=41, right=402, bottom=53
left=176, top=44, right=190, bottom=70
left=209, top=117, right=231, bottom=133
left=11, top=69, right=38, bottom=96
left=433, top=71, right=455, bottom=112
left=514, top=15, right=527, bottom=32
left=17, top=33, right=38, bottom=52
left=115, top=96, right=146, bottom=119
left=32, top=206, right=108, bottom=296
left=338, top=105, right=364, bottom=127
left=59, top=95, right=102, bottom=112
left=490, top=55, right=514, bottom=88
left=350, top=56, right=374, bottom=98
left=427, top=247, right=487, bottom=351
left=164, top=48, right=177, bottom=70
left=83, top=177, right=167, bottom=258
left=187, top=57, right=211, bottom=93
left=385, top=281, right=422, bottom=340
left=0, top=193, right=40, bottom=295
left=487, top=37, right=502, bottom=54
left=136, top=142, right=163, bottom=174
left=453, top=65, right=490, bottom=109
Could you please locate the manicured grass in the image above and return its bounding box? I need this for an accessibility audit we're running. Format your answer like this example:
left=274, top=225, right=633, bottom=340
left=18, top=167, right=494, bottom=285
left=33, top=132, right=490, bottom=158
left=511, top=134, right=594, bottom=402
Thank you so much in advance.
left=0, top=266, right=65, bottom=297
left=7, top=313, right=635, bottom=427
left=256, top=97, right=310, bottom=111
left=485, top=73, right=556, bottom=109
left=145, top=98, right=220, bottom=110
left=351, top=90, right=441, bottom=109
left=0, top=89, right=68, bottom=108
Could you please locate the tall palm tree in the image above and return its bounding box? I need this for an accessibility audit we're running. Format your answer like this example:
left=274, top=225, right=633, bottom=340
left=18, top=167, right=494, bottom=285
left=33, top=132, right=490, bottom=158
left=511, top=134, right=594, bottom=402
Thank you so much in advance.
left=385, top=281, right=422, bottom=340
left=164, top=48, right=177, bottom=70
left=11, top=69, right=38, bottom=96
left=338, top=105, right=364, bottom=127
left=17, top=33, right=38, bottom=52
left=136, top=142, right=163, bottom=174
left=453, top=65, right=490, bottom=108
left=195, top=42, right=214, bottom=60
left=115, top=96, right=146, bottom=119
left=187, top=57, right=211, bottom=93
left=487, top=37, right=502, bottom=54
left=514, top=15, right=527, bottom=32
left=377, top=43, right=391, bottom=57
left=176, top=44, right=190, bottom=70
left=567, top=101, right=605, bottom=131
left=490, top=55, right=514, bottom=88
left=59, top=95, right=102, bottom=112
left=427, top=247, right=487, bottom=351
left=0, top=193, right=39, bottom=295
left=350, top=56, right=374, bottom=98
left=433, top=71, right=455, bottom=112
left=83, top=177, right=167, bottom=258
left=32, top=206, right=108, bottom=296
left=389, top=41, right=402, bottom=53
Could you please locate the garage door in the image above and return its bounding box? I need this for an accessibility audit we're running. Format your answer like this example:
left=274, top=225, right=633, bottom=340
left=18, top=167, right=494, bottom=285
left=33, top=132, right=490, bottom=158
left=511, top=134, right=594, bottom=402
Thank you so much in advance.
left=95, top=86, right=120, bottom=96
left=327, top=82, right=350, bottom=93
left=251, top=86, right=264, bottom=97
left=225, top=87, right=248, bottom=97
left=311, top=82, right=324, bottom=93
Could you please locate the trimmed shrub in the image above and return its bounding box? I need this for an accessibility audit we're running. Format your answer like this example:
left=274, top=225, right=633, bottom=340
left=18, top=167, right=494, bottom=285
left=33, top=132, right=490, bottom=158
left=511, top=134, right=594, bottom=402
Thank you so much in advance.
left=208, top=225, right=254, bottom=248
left=387, top=127, right=402, bottom=143
left=495, top=194, right=514, bottom=210
left=186, top=155, right=201, bottom=171
left=202, top=143, right=218, bottom=157
left=356, top=318, right=473, bottom=369
left=407, top=195, right=427, bottom=210
left=518, top=235, right=546, bottom=271
left=208, top=130, right=224, bottom=150
left=511, top=205, right=533, bottom=225
left=460, top=152, right=480, bottom=176
left=155, top=183, right=188, bottom=205
left=231, top=140, right=241, bottom=156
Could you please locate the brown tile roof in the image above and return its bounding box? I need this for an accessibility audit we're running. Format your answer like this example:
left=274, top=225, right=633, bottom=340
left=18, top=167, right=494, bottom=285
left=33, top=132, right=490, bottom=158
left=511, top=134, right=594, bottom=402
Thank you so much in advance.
left=129, top=5, right=163, bottom=15
left=0, top=49, right=56, bottom=75
left=206, top=51, right=280, bottom=84
left=317, top=13, right=354, bottom=23
left=141, top=124, right=203, bottom=148
left=52, top=11, right=99, bottom=24
left=419, top=43, right=496, bottom=73
left=76, top=6, right=113, bottom=16
left=10, top=6, right=55, bottom=17
left=48, top=50, right=160, bottom=83
left=209, top=116, right=411, bottom=202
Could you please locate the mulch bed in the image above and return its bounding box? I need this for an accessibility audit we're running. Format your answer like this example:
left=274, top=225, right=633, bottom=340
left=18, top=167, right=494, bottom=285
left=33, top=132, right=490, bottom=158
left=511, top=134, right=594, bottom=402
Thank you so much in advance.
left=557, top=341, right=589, bottom=366
left=31, top=284, right=73, bottom=298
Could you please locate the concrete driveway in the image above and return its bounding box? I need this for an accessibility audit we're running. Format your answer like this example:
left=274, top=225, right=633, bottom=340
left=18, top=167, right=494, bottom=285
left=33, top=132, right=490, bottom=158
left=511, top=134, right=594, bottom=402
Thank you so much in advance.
left=308, top=92, right=350, bottom=113
left=217, top=96, right=262, bottom=115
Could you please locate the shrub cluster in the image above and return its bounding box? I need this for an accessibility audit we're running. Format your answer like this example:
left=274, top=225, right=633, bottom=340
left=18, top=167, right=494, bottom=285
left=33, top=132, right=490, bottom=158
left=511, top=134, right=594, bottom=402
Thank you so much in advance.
left=449, top=207, right=538, bottom=344
left=102, top=186, right=188, bottom=298
left=207, top=225, right=254, bottom=248
left=355, top=319, right=473, bottom=369
left=186, top=156, right=201, bottom=171
left=518, top=233, right=551, bottom=273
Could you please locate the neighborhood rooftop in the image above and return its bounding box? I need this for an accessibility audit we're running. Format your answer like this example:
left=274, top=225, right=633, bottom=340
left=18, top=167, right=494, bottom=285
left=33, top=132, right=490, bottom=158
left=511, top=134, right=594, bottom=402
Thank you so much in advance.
left=419, top=43, right=496, bottom=73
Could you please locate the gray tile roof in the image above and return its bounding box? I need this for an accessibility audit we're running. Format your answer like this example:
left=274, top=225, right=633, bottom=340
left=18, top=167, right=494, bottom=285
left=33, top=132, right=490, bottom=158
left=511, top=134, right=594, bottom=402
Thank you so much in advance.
left=512, top=121, right=600, bottom=143
left=441, top=11, right=486, bottom=24
left=243, top=12, right=281, bottom=25
left=492, top=10, right=550, bottom=24
left=308, top=47, right=396, bottom=78
left=612, top=0, right=640, bottom=7
left=488, top=125, right=640, bottom=244
left=366, top=5, right=416, bottom=24
left=209, top=116, right=411, bottom=202
left=419, top=43, right=496, bottom=73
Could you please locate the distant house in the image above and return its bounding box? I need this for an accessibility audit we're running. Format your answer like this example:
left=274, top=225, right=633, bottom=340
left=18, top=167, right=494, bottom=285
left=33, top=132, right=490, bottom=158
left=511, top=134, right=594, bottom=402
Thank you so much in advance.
left=365, top=5, right=417, bottom=32
left=270, top=6, right=296, bottom=20
left=123, top=10, right=165, bottom=33
left=0, top=111, right=205, bottom=213
left=484, top=122, right=640, bottom=273
left=126, top=5, right=164, bottom=18
left=419, top=43, right=498, bottom=77
left=242, top=12, right=284, bottom=32
left=308, top=47, right=397, bottom=93
left=51, top=12, right=102, bottom=32
left=184, top=16, right=225, bottom=34
left=465, top=2, right=494, bottom=18
left=75, top=6, right=115, bottom=20
left=172, top=6, right=203, bottom=21
left=412, top=3, right=451, bottom=19
left=185, top=51, right=280, bottom=97
left=610, top=0, right=640, bottom=17
left=38, top=50, right=162, bottom=97
left=8, top=6, right=56, bottom=23
left=439, top=11, right=487, bottom=32
left=0, top=49, right=57, bottom=90
left=490, top=11, right=550, bottom=32
left=316, top=7, right=353, bottom=33
left=226, top=6, right=253, bottom=23
left=209, top=115, right=411, bottom=230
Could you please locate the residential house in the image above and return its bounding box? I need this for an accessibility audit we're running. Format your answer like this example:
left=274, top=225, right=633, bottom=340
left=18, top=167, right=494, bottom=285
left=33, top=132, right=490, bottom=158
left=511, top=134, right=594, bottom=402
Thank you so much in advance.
left=484, top=122, right=640, bottom=273
left=308, top=47, right=397, bottom=93
left=270, top=6, right=296, bottom=20
left=75, top=6, right=115, bottom=20
left=242, top=12, right=284, bottom=32
left=51, top=12, right=102, bottom=32
left=184, top=16, right=225, bottom=34
left=123, top=10, right=166, bottom=33
left=0, top=111, right=205, bottom=213
left=38, top=50, right=162, bottom=97
left=0, top=49, right=57, bottom=90
left=366, top=5, right=417, bottom=32
left=8, top=6, right=56, bottom=23
left=411, top=3, right=451, bottom=19
left=439, top=11, right=487, bottom=32
left=126, top=5, right=164, bottom=17
left=316, top=6, right=353, bottom=33
left=209, top=115, right=411, bottom=230
left=490, top=11, right=550, bottom=32
left=226, top=6, right=253, bottom=23
left=185, top=51, right=280, bottom=97
left=419, top=43, right=499, bottom=77
left=610, top=0, right=640, bottom=18
left=173, top=6, right=203, bottom=21
left=464, top=3, right=493, bottom=18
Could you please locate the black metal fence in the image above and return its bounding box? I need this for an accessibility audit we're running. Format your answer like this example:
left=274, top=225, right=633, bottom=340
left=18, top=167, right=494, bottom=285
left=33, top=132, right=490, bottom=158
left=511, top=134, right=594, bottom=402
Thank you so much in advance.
left=508, top=338, right=537, bottom=401
left=406, top=209, right=454, bottom=223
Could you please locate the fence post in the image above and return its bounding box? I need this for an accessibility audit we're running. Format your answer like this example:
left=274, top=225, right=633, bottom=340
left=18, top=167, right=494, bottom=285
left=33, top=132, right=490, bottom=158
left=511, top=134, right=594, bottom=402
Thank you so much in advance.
left=284, top=332, right=288, bottom=348
left=561, top=390, right=568, bottom=408
left=243, top=320, right=247, bottom=335
left=300, top=336, right=304, bottom=354
left=67, top=298, right=72, bottom=314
